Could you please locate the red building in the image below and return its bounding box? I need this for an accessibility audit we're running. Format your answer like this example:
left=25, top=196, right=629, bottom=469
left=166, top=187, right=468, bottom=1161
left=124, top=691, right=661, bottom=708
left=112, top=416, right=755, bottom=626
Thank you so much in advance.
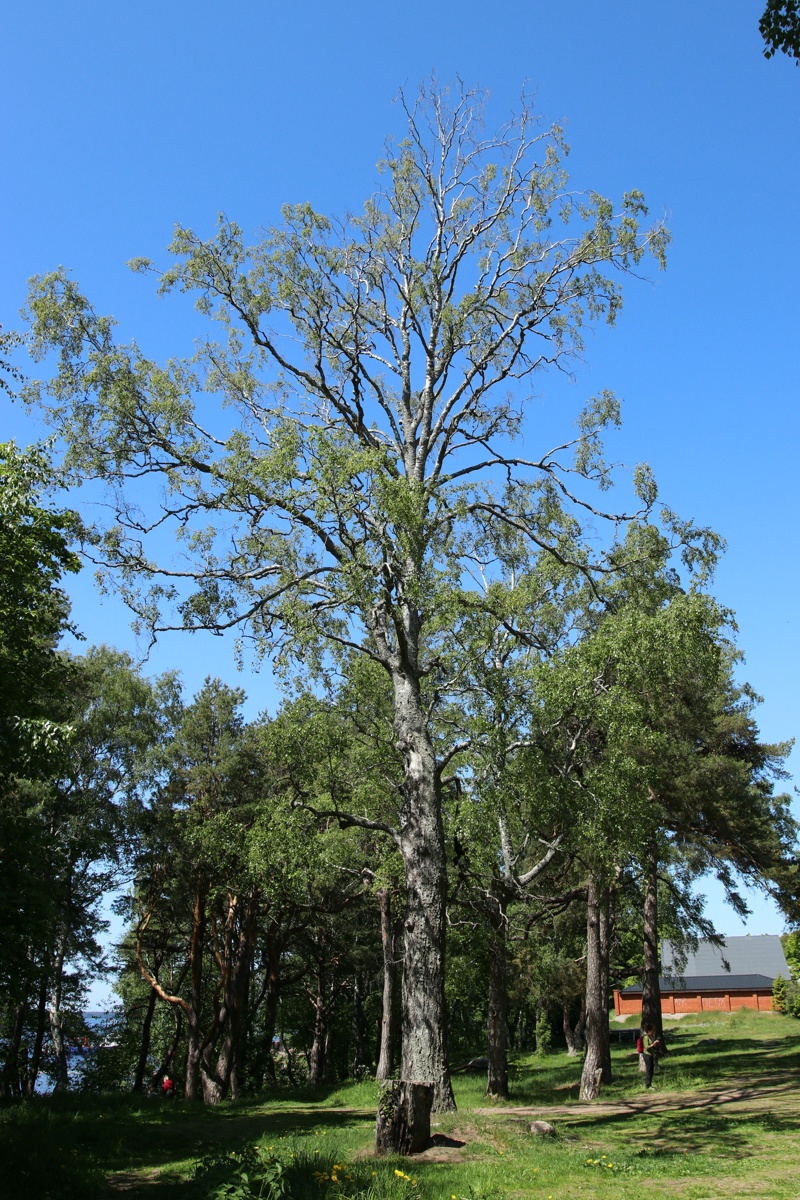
left=613, top=935, right=788, bottom=1016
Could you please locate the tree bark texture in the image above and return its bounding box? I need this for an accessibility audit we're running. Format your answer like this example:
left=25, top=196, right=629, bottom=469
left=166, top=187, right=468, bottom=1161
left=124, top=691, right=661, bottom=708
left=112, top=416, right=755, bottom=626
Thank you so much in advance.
left=394, top=669, right=456, bottom=1113
left=375, top=1080, right=434, bottom=1155
left=640, top=842, right=664, bottom=1039
left=580, top=875, right=612, bottom=1100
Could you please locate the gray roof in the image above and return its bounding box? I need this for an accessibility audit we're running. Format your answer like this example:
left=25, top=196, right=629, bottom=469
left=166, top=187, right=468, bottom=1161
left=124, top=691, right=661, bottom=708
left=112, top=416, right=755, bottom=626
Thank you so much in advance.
left=621, top=973, right=775, bottom=995
left=661, top=935, right=788, bottom=982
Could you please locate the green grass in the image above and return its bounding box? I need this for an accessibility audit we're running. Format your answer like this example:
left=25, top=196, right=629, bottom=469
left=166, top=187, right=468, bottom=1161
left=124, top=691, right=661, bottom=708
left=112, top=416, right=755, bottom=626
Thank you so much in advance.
left=4, top=1010, right=800, bottom=1200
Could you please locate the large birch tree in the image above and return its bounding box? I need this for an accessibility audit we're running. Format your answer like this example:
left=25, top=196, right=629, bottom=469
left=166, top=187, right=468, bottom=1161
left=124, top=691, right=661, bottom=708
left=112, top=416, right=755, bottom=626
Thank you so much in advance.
left=25, top=80, right=667, bottom=1110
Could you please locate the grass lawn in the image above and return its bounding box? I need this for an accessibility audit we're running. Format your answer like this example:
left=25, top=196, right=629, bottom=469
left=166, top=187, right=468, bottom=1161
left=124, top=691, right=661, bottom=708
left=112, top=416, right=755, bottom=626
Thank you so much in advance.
left=3, top=1009, right=800, bottom=1200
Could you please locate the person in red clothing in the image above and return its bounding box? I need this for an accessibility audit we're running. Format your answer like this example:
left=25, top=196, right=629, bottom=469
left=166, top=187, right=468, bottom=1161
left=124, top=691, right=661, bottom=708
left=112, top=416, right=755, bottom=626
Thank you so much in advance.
left=162, top=1074, right=174, bottom=1099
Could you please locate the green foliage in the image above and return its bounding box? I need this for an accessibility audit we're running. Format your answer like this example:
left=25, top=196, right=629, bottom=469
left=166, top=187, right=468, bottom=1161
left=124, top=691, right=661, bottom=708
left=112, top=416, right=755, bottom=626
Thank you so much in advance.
left=195, top=1143, right=288, bottom=1200
left=0, top=440, right=79, bottom=782
left=773, top=970, right=800, bottom=1019
left=772, top=972, right=788, bottom=1012
left=782, top=930, right=800, bottom=980
left=760, top=0, right=800, bottom=60
left=0, top=439, right=82, bottom=1003
left=192, top=1141, right=423, bottom=1200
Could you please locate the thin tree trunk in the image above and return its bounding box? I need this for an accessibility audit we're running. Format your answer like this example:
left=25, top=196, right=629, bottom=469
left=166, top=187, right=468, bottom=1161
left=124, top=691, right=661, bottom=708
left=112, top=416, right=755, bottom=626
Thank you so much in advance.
left=25, top=976, right=48, bottom=1097
left=376, top=889, right=397, bottom=1081
left=575, top=994, right=587, bottom=1050
left=351, top=973, right=369, bottom=1076
left=580, top=875, right=611, bottom=1100
left=151, top=1006, right=183, bottom=1091
left=393, top=668, right=455, bottom=1113
left=599, top=884, right=614, bottom=1083
left=2, top=998, right=27, bottom=1098
left=486, top=889, right=509, bottom=1099
left=562, top=1001, right=579, bottom=1055
left=324, top=1024, right=336, bottom=1083
left=563, top=994, right=586, bottom=1055
left=261, top=980, right=280, bottom=1085
left=640, top=840, right=663, bottom=1039
left=184, top=887, right=208, bottom=1102
left=309, top=978, right=327, bottom=1087
left=48, top=935, right=69, bottom=1092
left=133, top=951, right=163, bottom=1093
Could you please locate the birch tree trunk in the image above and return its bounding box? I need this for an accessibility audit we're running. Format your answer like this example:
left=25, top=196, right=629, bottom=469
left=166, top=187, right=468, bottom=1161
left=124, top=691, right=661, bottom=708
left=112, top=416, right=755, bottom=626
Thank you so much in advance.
left=376, top=889, right=397, bottom=1081
left=25, top=977, right=48, bottom=1097
left=48, top=935, right=69, bottom=1092
left=486, top=891, right=509, bottom=1099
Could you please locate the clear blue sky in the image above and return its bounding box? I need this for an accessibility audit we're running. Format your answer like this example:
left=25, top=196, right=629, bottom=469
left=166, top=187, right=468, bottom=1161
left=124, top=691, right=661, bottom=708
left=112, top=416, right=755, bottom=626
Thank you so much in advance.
left=3, top=0, right=799, bottom=949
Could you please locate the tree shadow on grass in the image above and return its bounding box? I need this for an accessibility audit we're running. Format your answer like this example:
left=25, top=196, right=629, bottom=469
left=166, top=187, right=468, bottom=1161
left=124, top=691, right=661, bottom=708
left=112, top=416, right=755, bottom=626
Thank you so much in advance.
left=564, top=1089, right=800, bottom=1160
left=2, top=1097, right=375, bottom=1200
left=107, top=1103, right=373, bottom=1171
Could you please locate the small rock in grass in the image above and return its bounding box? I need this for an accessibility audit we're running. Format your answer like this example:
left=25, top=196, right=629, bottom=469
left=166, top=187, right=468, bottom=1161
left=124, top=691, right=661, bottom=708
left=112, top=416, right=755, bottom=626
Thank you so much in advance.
left=529, top=1120, right=556, bottom=1137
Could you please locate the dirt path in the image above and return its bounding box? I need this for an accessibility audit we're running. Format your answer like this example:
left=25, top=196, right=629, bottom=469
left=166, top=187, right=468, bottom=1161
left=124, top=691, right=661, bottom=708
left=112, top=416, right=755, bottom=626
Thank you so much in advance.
left=107, top=1168, right=164, bottom=1191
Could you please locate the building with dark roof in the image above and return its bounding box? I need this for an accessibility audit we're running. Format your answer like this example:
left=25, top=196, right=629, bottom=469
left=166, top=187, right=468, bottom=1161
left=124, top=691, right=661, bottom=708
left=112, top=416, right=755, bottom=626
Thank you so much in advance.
left=613, top=935, right=789, bottom=1016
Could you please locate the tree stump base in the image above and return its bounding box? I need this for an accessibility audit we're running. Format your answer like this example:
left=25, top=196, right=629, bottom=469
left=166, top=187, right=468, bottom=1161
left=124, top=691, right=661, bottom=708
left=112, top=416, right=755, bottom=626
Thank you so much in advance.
left=375, top=1080, right=434, bottom=1155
